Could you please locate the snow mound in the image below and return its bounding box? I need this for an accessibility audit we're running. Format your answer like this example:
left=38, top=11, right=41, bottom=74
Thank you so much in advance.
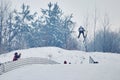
left=0, top=47, right=120, bottom=64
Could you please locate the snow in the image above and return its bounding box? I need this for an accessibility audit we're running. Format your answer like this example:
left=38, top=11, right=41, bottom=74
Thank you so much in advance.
left=0, top=47, right=120, bottom=64
left=0, top=64, right=120, bottom=80
left=0, top=47, right=120, bottom=80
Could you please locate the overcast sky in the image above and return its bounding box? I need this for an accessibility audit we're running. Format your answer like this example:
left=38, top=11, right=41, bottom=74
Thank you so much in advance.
left=10, top=0, right=120, bottom=32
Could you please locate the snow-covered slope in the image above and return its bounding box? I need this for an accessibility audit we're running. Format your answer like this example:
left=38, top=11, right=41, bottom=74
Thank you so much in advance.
left=0, top=47, right=120, bottom=80
left=0, top=64, right=120, bottom=80
left=0, top=47, right=120, bottom=64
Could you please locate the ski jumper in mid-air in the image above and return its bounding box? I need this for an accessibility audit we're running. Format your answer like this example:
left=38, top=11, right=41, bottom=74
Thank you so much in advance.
left=78, top=26, right=86, bottom=39
left=78, top=26, right=88, bottom=51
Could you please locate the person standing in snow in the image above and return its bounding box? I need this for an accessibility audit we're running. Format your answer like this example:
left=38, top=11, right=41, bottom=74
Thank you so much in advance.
left=78, top=26, right=85, bottom=38
left=13, top=52, right=21, bottom=61
left=64, top=60, right=67, bottom=64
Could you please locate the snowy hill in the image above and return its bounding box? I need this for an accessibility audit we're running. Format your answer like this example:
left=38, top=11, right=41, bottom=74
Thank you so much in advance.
left=0, top=47, right=120, bottom=64
left=0, top=64, right=120, bottom=80
left=0, top=47, right=120, bottom=80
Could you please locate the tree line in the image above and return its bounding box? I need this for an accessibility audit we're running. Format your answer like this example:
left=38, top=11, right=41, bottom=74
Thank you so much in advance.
left=0, top=0, right=120, bottom=54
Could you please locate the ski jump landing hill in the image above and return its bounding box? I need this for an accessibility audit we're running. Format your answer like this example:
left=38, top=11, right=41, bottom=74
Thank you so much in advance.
left=0, top=57, right=59, bottom=75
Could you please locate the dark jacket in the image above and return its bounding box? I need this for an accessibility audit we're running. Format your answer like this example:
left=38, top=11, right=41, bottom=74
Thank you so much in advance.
left=78, top=26, right=85, bottom=33
left=13, top=52, right=21, bottom=61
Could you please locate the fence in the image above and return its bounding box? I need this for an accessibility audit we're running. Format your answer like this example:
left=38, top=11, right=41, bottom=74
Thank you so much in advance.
left=0, top=57, right=59, bottom=75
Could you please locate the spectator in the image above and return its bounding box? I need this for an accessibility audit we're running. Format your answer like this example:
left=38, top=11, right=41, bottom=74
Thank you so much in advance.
left=13, top=52, right=21, bottom=61
left=64, top=60, right=67, bottom=64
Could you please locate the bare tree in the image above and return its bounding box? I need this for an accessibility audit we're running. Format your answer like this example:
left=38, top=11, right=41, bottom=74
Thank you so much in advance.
left=102, top=13, right=110, bottom=52
left=0, top=0, right=11, bottom=53
left=6, top=12, right=14, bottom=51
left=93, top=7, right=97, bottom=51
left=94, top=13, right=120, bottom=53
left=83, top=12, right=89, bottom=52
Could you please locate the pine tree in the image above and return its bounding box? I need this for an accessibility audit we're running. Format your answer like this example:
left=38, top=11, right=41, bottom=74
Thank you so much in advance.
left=12, top=3, right=36, bottom=50
left=39, top=2, right=75, bottom=49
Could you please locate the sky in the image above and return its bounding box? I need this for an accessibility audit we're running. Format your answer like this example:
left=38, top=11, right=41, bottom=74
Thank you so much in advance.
left=8, top=0, right=120, bottom=32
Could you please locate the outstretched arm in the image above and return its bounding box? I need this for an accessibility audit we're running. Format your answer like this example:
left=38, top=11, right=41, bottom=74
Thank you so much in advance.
left=18, top=53, right=21, bottom=58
